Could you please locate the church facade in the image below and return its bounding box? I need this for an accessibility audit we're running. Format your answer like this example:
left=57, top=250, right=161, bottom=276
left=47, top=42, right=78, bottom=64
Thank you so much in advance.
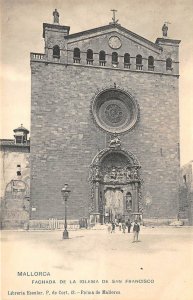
left=30, top=11, right=181, bottom=224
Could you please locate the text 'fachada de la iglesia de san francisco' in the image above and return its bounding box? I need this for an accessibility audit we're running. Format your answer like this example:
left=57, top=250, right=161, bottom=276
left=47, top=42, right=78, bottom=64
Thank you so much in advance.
left=29, top=10, right=181, bottom=227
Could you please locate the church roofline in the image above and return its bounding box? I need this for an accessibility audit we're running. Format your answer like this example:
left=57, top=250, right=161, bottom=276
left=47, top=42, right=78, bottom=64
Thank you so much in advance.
left=66, top=23, right=162, bottom=51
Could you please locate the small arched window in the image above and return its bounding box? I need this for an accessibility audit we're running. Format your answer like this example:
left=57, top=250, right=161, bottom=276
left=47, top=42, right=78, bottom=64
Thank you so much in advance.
left=112, top=52, right=118, bottom=66
left=87, top=49, right=93, bottom=65
left=99, top=50, right=106, bottom=66
left=53, top=45, right=60, bottom=58
left=166, top=58, right=172, bottom=70
left=124, top=53, right=131, bottom=68
left=148, top=56, right=154, bottom=71
left=136, top=54, right=143, bottom=70
left=73, top=48, right=80, bottom=63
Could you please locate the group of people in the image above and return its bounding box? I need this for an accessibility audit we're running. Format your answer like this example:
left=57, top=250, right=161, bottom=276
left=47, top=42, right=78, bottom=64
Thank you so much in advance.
left=107, top=219, right=140, bottom=242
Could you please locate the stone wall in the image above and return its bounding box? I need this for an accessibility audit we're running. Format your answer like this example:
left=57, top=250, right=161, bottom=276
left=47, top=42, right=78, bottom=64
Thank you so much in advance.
left=30, top=61, right=180, bottom=220
left=0, top=145, right=30, bottom=229
left=1, top=195, right=30, bottom=229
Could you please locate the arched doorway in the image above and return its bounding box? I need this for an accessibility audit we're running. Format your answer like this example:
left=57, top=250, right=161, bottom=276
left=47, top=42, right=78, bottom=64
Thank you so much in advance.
left=89, top=140, right=142, bottom=224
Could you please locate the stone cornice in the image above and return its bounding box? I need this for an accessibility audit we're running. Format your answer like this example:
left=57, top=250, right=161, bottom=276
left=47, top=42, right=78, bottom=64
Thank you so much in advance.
left=43, top=23, right=70, bottom=38
left=0, top=139, right=30, bottom=150
left=156, top=38, right=181, bottom=45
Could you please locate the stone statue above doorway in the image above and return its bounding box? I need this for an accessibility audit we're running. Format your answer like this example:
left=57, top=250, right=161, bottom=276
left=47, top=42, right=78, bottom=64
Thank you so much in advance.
left=109, top=134, right=121, bottom=149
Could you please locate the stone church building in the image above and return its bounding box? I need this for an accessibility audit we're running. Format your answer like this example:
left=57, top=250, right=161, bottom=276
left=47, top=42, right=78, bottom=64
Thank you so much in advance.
left=29, top=10, right=181, bottom=226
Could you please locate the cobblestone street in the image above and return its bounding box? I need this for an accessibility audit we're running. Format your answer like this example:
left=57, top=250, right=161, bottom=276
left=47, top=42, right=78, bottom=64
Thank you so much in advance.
left=1, top=226, right=193, bottom=300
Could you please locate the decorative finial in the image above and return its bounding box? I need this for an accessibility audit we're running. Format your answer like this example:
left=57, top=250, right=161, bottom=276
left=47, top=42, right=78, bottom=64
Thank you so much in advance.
left=53, top=9, right=59, bottom=24
left=109, top=9, right=119, bottom=25
left=162, top=22, right=171, bottom=37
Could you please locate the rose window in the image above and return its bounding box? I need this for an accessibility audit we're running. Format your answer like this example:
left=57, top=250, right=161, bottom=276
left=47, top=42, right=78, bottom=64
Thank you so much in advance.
left=92, top=88, right=139, bottom=133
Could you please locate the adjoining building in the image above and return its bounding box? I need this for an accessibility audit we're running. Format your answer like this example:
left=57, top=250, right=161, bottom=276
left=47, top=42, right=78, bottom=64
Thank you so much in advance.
left=29, top=10, right=181, bottom=226
left=179, top=161, right=193, bottom=225
left=0, top=125, right=30, bottom=229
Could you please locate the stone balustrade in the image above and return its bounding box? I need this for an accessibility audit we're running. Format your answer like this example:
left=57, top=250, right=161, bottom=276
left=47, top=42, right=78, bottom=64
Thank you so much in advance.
left=30, top=53, right=45, bottom=61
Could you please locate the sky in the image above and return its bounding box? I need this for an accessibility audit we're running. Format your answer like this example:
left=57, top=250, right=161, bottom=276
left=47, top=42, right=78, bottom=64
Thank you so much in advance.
left=0, top=0, right=193, bottom=166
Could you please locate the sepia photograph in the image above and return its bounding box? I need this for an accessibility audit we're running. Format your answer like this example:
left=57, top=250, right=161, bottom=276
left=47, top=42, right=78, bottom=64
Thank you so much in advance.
left=0, top=0, right=193, bottom=299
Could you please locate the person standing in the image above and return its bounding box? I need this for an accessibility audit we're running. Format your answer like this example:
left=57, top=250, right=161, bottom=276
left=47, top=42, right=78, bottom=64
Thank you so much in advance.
left=132, top=220, right=140, bottom=242
left=111, top=221, right=115, bottom=233
left=118, top=221, right=122, bottom=231
left=126, top=219, right=132, bottom=233
left=122, top=221, right=126, bottom=233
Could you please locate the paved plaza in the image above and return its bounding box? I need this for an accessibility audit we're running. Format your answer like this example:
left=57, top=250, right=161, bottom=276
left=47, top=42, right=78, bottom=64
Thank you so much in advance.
left=1, top=226, right=193, bottom=300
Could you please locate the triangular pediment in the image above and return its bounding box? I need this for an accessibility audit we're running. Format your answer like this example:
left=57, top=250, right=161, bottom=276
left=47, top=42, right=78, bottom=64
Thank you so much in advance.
left=66, top=23, right=162, bottom=54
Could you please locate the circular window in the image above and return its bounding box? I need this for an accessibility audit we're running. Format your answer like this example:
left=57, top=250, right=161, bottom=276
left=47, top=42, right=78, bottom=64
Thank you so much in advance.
left=92, top=88, right=139, bottom=133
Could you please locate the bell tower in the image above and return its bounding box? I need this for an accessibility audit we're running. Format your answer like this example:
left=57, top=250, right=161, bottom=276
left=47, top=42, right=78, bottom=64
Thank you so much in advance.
left=43, top=9, right=70, bottom=62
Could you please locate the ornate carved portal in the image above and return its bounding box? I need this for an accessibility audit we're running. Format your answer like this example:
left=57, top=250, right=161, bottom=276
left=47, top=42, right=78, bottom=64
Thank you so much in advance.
left=89, top=141, right=143, bottom=224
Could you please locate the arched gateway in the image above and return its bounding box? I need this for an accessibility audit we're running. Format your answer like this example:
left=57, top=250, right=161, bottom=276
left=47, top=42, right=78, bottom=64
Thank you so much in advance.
left=89, top=138, right=143, bottom=224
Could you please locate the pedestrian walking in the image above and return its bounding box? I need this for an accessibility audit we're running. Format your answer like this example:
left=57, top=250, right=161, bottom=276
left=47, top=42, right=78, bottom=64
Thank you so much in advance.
left=132, top=220, right=140, bottom=242
left=126, top=219, right=132, bottom=233
left=118, top=221, right=122, bottom=231
left=122, top=221, right=126, bottom=233
left=111, top=221, right=115, bottom=233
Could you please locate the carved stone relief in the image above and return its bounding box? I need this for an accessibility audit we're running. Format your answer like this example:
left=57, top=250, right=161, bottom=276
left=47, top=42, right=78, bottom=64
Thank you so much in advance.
left=109, top=135, right=121, bottom=149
